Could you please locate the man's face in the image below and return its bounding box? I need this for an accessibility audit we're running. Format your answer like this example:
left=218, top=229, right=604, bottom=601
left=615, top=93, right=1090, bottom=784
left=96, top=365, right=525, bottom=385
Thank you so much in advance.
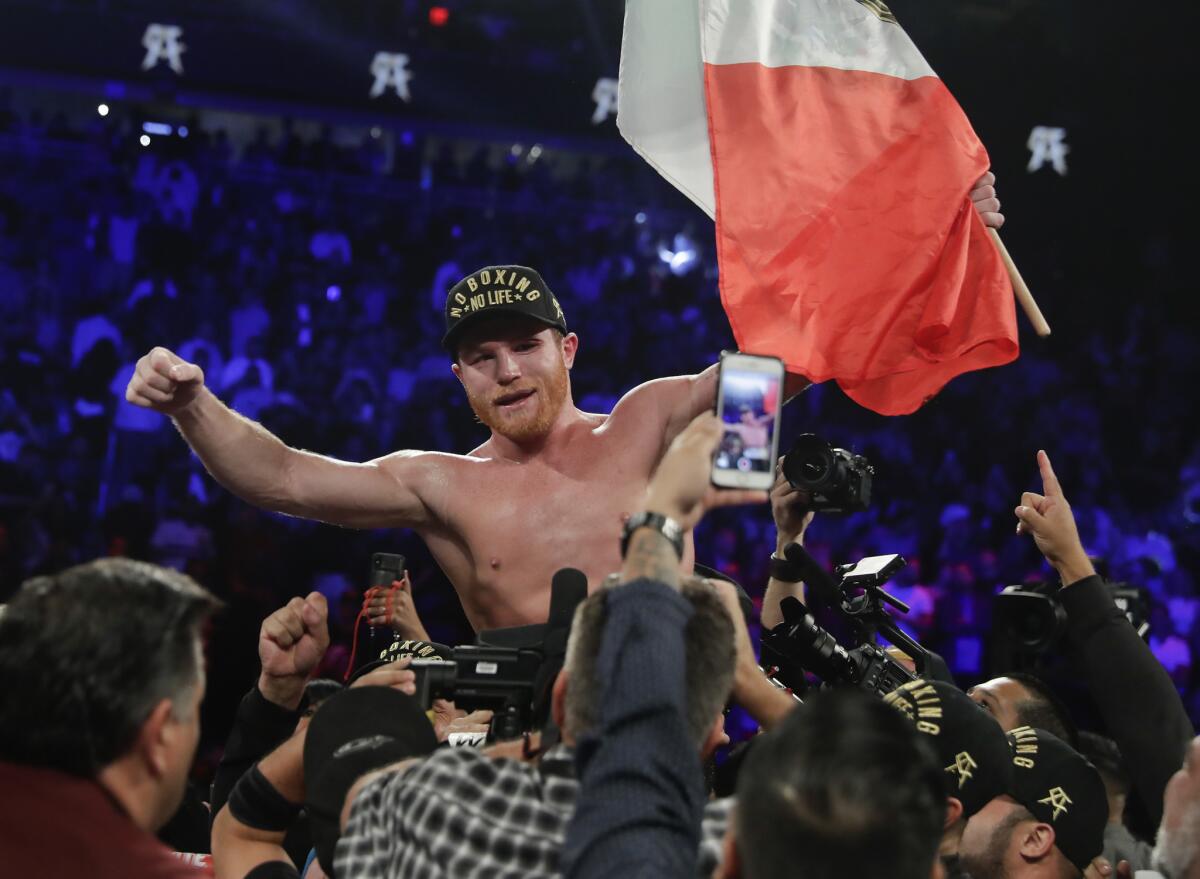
left=452, top=319, right=576, bottom=444
left=958, top=795, right=1026, bottom=879
left=154, top=668, right=205, bottom=830
left=1154, top=737, right=1200, bottom=879
left=968, top=677, right=1033, bottom=732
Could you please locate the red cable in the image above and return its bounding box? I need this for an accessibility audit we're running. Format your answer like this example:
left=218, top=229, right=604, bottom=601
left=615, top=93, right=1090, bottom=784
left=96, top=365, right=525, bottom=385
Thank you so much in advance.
left=343, top=581, right=405, bottom=681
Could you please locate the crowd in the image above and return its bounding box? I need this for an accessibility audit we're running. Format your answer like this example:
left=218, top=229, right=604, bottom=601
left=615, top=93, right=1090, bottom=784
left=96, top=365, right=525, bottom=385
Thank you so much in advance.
left=1, top=409, right=1197, bottom=878
left=1, top=92, right=1199, bottom=876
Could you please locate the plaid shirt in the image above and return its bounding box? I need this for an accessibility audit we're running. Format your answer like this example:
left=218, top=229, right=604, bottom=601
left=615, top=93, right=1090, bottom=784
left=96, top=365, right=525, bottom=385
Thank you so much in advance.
left=334, top=744, right=733, bottom=879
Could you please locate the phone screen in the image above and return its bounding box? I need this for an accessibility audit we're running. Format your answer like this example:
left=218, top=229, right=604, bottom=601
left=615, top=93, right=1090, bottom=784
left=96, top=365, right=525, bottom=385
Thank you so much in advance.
left=714, top=357, right=783, bottom=486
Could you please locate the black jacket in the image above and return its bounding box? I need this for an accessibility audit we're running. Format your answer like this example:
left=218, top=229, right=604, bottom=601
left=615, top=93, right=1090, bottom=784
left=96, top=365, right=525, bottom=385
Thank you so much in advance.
left=1061, top=575, right=1193, bottom=829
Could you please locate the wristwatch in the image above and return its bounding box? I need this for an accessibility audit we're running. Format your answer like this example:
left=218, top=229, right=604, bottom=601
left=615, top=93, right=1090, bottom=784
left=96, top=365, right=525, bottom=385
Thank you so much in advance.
left=769, top=551, right=804, bottom=582
left=621, top=511, right=685, bottom=560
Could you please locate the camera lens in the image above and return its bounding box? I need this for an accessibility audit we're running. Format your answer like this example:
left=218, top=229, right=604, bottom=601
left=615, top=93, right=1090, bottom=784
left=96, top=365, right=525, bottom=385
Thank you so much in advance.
left=783, top=434, right=837, bottom=491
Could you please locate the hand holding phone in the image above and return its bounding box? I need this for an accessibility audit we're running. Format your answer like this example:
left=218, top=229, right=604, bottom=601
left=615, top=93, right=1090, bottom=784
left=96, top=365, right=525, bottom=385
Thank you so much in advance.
left=712, top=352, right=785, bottom=492
left=643, top=412, right=769, bottom=533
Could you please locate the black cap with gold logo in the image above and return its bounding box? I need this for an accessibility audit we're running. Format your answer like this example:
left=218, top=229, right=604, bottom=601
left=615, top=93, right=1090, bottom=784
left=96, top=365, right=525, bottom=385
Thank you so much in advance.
left=1005, top=726, right=1107, bottom=871
left=884, top=679, right=1013, bottom=819
left=442, top=265, right=567, bottom=352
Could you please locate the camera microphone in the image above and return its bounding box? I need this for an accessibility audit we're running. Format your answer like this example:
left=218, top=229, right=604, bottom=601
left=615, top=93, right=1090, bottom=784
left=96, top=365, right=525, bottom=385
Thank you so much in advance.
left=782, top=542, right=841, bottom=609
left=547, top=567, right=589, bottom=634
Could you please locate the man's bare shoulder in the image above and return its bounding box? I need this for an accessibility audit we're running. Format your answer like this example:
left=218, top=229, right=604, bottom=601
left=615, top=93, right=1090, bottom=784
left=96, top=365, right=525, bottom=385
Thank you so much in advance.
left=602, top=367, right=717, bottom=435
left=369, top=448, right=490, bottom=500
left=372, top=447, right=485, bottom=472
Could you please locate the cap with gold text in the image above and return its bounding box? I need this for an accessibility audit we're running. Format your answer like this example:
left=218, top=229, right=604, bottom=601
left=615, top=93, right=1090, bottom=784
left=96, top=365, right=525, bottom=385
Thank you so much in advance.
left=442, top=265, right=567, bottom=352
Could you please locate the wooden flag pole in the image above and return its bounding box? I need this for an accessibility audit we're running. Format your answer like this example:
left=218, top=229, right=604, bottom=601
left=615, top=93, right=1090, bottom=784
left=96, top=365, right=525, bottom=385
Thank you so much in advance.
left=988, top=228, right=1051, bottom=337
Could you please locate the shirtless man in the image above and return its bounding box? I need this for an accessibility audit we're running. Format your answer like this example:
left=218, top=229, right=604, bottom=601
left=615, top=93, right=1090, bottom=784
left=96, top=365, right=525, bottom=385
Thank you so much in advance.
left=128, top=265, right=727, bottom=632
left=127, top=178, right=1004, bottom=631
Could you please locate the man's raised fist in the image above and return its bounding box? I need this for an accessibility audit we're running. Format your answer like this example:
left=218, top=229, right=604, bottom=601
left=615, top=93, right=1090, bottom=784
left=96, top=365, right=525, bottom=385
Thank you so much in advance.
left=125, top=346, right=206, bottom=415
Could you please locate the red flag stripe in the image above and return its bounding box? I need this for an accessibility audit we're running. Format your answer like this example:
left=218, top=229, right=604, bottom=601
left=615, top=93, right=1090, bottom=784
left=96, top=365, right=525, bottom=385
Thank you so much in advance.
left=704, top=61, right=1017, bottom=414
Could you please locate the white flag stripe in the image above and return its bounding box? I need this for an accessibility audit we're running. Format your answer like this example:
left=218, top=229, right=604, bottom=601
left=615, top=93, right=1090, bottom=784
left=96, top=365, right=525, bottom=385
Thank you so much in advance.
left=617, top=0, right=716, bottom=218
left=700, top=0, right=935, bottom=80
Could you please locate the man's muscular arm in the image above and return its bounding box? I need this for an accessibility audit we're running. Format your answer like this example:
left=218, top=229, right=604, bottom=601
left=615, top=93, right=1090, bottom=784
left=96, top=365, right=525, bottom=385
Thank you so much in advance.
left=617, top=364, right=808, bottom=461
left=128, top=347, right=432, bottom=529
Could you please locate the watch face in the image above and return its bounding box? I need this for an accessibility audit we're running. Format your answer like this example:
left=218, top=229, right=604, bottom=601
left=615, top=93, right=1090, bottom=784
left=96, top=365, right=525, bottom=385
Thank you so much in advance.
left=622, top=512, right=684, bottom=559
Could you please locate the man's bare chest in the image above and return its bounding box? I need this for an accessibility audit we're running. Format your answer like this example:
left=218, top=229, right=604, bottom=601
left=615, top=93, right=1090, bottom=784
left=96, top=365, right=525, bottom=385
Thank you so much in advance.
left=442, top=429, right=660, bottom=544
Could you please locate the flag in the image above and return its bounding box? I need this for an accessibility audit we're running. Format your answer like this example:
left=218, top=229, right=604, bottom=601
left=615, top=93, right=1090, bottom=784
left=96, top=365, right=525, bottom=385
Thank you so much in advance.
left=618, top=0, right=1019, bottom=415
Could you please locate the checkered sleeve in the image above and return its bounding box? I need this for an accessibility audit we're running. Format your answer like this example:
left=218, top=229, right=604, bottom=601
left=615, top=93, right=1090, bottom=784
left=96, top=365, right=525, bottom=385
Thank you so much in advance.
left=697, top=797, right=734, bottom=878
left=334, top=747, right=574, bottom=879
left=333, top=770, right=407, bottom=879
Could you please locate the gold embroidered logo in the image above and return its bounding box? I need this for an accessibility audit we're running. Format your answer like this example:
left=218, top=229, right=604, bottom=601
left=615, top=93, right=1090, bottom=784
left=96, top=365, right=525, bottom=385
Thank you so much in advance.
left=1038, top=787, right=1073, bottom=820
left=856, top=0, right=897, bottom=24
left=946, top=752, right=978, bottom=790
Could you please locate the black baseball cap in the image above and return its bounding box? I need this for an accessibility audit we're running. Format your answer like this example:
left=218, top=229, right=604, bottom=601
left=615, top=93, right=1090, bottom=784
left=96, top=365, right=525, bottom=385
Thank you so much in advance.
left=1005, top=726, right=1107, bottom=871
left=442, top=265, right=567, bottom=353
left=347, top=638, right=453, bottom=686
left=304, top=687, right=438, bottom=875
left=884, top=679, right=1013, bottom=819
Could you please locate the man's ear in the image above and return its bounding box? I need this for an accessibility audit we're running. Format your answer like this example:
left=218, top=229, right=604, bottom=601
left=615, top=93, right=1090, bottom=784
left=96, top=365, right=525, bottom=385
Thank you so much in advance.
left=451, top=361, right=463, bottom=385
left=137, top=698, right=175, bottom=779
left=700, top=713, right=729, bottom=761
left=561, top=332, right=579, bottom=369
left=1016, top=820, right=1056, bottom=862
left=551, top=669, right=569, bottom=736
left=944, top=796, right=964, bottom=831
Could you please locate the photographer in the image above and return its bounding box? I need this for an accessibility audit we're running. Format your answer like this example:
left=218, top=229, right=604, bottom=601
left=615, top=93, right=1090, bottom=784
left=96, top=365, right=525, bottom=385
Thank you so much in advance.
left=995, top=451, right=1192, bottom=837
left=562, top=412, right=769, bottom=878
left=760, top=458, right=815, bottom=630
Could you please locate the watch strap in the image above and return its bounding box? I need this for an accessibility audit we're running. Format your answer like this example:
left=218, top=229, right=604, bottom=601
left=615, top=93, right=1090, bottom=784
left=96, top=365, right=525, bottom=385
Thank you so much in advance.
left=769, top=551, right=804, bottom=583
left=621, top=512, right=684, bottom=561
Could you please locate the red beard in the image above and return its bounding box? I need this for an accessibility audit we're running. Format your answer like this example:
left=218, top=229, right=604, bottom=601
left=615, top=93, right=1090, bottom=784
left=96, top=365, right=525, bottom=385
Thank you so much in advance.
left=466, top=360, right=570, bottom=443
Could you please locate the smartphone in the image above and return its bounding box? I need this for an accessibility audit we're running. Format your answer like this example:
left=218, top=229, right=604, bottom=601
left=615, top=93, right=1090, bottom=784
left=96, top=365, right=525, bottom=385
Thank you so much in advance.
left=712, top=351, right=785, bottom=491
left=365, top=552, right=406, bottom=639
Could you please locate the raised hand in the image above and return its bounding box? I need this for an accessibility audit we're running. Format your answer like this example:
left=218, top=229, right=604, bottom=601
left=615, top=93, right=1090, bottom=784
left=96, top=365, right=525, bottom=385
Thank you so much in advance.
left=258, top=592, right=331, bottom=709
left=348, top=657, right=416, bottom=697
left=125, top=346, right=206, bottom=415
left=364, top=573, right=431, bottom=642
left=771, top=458, right=814, bottom=551
left=1014, top=450, right=1095, bottom=585
left=970, top=171, right=1004, bottom=229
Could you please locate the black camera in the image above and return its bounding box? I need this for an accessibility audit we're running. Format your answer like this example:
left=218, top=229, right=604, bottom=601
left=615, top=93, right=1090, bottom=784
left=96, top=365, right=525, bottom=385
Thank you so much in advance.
left=782, top=434, right=874, bottom=512
left=761, top=546, right=931, bottom=698
left=404, top=567, right=588, bottom=742
left=409, top=646, right=545, bottom=741
left=993, top=579, right=1150, bottom=655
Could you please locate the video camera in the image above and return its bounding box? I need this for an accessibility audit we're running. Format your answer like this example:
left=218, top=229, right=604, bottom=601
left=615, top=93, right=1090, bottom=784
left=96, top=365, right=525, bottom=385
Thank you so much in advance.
left=404, top=567, right=588, bottom=742
left=761, top=544, right=932, bottom=698
left=782, top=434, right=874, bottom=512
left=408, top=646, right=544, bottom=741
left=993, top=579, right=1151, bottom=655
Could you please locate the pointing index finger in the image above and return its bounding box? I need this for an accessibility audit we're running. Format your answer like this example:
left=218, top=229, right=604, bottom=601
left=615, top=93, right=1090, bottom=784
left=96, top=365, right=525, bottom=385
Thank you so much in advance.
left=1037, top=450, right=1063, bottom=498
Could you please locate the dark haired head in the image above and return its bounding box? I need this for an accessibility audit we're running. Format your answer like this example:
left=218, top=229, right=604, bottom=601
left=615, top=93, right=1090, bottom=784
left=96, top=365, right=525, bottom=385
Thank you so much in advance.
left=564, top=577, right=735, bottom=750
left=734, top=688, right=946, bottom=879
left=1004, top=672, right=1079, bottom=749
left=302, top=679, right=344, bottom=718
left=0, top=558, right=221, bottom=775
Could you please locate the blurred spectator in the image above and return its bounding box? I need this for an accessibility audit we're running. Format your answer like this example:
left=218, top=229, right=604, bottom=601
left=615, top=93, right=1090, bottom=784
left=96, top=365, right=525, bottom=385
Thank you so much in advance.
left=0, top=558, right=221, bottom=876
